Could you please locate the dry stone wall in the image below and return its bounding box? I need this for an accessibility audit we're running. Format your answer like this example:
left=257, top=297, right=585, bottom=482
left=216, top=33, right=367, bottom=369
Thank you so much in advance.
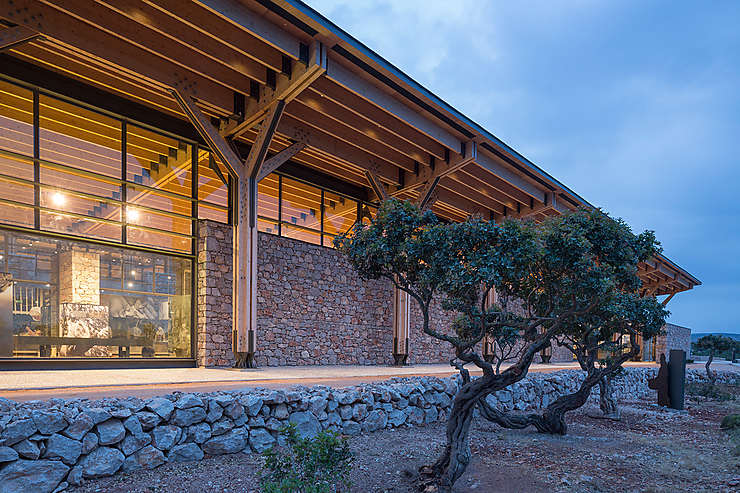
left=196, top=220, right=234, bottom=367
left=2, top=367, right=733, bottom=492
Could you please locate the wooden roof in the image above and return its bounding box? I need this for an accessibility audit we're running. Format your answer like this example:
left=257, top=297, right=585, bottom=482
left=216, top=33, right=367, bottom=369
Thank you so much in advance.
left=0, top=0, right=700, bottom=296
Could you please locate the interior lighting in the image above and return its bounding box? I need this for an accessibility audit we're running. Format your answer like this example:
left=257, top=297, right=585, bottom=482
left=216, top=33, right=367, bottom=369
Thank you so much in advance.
left=52, top=192, right=66, bottom=207
left=127, top=208, right=140, bottom=222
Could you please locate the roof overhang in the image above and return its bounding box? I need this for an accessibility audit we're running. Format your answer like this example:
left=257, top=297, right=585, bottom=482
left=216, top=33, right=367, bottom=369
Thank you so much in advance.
left=0, top=0, right=700, bottom=295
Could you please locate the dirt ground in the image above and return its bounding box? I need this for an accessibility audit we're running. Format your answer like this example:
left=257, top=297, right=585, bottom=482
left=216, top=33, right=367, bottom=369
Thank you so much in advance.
left=68, top=389, right=740, bottom=493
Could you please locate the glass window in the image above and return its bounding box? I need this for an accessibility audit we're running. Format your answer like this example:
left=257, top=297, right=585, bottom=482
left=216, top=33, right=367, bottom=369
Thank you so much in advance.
left=39, top=95, right=121, bottom=178
left=197, top=151, right=228, bottom=224
left=0, top=153, right=34, bottom=182
left=281, top=177, right=321, bottom=232
left=127, top=185, right=191, bottom=217
left=0, top=230, right=192, bottom=359
left=258, top=173, right=279, bottom=222
left=323, top=191, right=356, bottom=237
left=0, top=80, right=34, bottom=158
left=282, top=224, right=321, bottom=245
left=127, top=226, right=191, bottom=254
left=127, top=125, right=192, bottom=197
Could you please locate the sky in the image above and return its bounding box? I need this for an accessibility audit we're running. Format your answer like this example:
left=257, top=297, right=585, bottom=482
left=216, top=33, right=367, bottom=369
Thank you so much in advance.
left=307, top=0, right=740, bottom=334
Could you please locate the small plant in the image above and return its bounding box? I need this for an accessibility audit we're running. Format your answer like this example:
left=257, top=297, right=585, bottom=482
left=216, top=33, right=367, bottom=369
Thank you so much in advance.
left=259, top=425, right=353, bottom=493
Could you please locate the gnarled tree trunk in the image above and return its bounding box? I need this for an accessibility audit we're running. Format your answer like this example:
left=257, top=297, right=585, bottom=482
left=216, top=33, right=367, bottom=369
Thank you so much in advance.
left=598, top=375, right=620, bottom=419
left=479, top=368, right=602, bottom=435
left=705, top=351, right=716, bottom=384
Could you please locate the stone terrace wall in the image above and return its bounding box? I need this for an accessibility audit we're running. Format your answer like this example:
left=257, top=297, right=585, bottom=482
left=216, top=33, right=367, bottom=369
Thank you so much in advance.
left=1, top=367, right=734, bottom=492
left=256, top=233, right=394, bottom=366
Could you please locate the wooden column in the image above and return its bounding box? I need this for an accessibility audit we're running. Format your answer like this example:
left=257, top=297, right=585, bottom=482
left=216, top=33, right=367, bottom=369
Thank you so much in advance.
left=392, top=286, right=410, bottom=365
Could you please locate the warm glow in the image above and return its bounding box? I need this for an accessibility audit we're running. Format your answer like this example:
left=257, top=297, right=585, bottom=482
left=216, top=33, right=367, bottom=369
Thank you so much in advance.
left=51, top=192, right=65, bottom=207
left=127, top=207, right=140, bottom=222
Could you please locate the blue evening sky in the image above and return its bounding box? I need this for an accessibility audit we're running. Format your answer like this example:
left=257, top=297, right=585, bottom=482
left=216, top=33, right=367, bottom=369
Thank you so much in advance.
left=308, top=0, right=740, bottom=334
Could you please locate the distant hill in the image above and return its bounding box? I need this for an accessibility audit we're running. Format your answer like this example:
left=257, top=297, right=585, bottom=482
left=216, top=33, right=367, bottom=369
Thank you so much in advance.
left=691, top=332, right=740, bottom=342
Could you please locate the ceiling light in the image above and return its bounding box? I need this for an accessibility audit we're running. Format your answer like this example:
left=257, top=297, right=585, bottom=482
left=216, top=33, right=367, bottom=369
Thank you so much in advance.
left=127, top=282, right=133, bottom=288
left=127, top=208, right=139, bottom=222
left=52, top=192, right=66, bottom=207
left=130, top=270, right=136, bottom=276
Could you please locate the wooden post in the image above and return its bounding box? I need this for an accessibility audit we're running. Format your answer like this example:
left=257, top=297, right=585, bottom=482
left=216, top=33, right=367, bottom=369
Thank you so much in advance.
left=392, top=286, right=410, bottom=365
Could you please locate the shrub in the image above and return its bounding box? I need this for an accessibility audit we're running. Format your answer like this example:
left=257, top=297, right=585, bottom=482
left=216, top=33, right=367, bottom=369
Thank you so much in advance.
left=259, top=425, right=353, bottom=493
left=686, top=382, right=735, bottom=402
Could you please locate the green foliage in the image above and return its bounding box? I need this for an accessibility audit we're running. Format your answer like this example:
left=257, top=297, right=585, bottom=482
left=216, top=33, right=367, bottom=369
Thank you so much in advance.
left=334, top=199, right=668, bottom=370
left=694, top=335, right=739, bottom=356
left=721, top=413, right=740, bottom=430
left=259, top=425, right=353, bottom=493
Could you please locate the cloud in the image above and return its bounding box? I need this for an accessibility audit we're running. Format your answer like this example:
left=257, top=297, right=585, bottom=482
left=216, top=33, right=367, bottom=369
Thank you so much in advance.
left=309, top=0, right=740, bottom=332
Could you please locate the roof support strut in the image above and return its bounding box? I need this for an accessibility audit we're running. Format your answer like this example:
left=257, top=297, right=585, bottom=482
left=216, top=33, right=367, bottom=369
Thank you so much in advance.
left=225, top=40, right=327, bottom=139
left=173, top=90, right=283, bottom=368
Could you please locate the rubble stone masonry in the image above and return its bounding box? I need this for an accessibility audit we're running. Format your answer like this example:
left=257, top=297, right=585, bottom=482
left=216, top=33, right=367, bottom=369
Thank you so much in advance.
left=196, top=220, right=234, bottom=367
left=195, top=224, right=692, bottom=368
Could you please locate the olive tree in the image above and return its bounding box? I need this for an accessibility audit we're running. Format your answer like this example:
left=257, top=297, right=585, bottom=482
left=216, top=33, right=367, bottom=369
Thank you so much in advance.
left=479, top=294, right=667, bottom=432
left=476, top=211, right=667, bottom=432
left=695, top=335, right=737, bottom=384
left=335, top=199, right=652, bottom=491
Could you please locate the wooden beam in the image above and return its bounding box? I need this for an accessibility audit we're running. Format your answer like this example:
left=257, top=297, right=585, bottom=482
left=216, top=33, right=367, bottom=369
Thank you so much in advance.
left=296, top=89, right=428, bottom=163
left=277, top=114, right=400, bottom=185
left=310, top=79, right=447, bottom=161
left=365, top=168, right=389, bottom=201
left=661, top=293, right=676, bottom=306
left=325, top=58, right=461, bottom=151
left=395, top=141, right=477, bottom=195
left=198, top=0, right=302, bottom=57
left=476, top=148, right=546, bottom=201
left=171, top=90, right=244, bottom=180
left=42, top=0, right=266, bottom=86
left=286, top=99, right=417, bottom=172
left=0, top=25, right=40, bottom=51
left=416, top=175, right=440, bottom=211
left=257, top=141, right=307, bottom=182
left=244, top=100, right=286, bottom=179
left=141, top=0, right=286, bottom=71
left=227, top=41, right=327, bottom=138
left=2, top=1, right=234, bottom=112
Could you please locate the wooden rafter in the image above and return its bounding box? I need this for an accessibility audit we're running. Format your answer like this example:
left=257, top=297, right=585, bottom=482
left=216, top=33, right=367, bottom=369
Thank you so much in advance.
left=0, top=25, right=41, bottom=51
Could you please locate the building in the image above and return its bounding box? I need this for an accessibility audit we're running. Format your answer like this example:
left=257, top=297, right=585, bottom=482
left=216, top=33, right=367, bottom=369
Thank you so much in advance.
left=0, top=0, right=700, bottom=369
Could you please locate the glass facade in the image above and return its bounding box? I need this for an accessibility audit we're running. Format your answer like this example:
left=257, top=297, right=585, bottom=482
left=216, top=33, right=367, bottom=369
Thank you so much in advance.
left=257, top=173, right=375, bottom=247
left=0, top=77, right=228, bottom=359
left=0, top=230, right=191, bottom=358
left=0, top=75, right=373, bottom=361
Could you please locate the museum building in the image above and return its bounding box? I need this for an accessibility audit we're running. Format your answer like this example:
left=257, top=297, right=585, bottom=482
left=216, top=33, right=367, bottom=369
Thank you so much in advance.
left=0, top=0, right=700, bottom=369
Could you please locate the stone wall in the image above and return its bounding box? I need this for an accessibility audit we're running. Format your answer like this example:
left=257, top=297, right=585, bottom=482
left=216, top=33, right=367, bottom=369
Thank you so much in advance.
left=656, top=323, right=692, bottom=360
left=58, top=250, right=100, bottom=305
left=196, top=220, right=234, bottom=367
left=256, top=233, right=393, bottom=366
left=1, top=367, right=733, bottom=492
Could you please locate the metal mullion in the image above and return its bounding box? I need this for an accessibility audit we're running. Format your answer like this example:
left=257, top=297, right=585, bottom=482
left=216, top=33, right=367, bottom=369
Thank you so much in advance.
left=33, top=88, right=39, bottom=230
left=122, top=121, right=127, bottom=244
left=0, top=225, right=195, bottom=260
left=277, top=174, right=282, bottom=237
left=191, top=143, right=197, bottom=256
left=320, top=189, right=325, bottom=246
